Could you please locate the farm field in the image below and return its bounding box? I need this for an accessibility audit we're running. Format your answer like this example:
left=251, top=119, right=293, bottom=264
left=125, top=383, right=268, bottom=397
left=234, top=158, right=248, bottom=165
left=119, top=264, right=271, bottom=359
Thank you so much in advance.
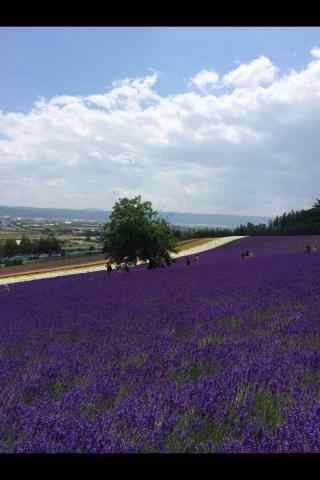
left=1, top=235, right=320, bottom=452
left=0, top=232, right=41, bottom=241
left=0, top=254, right=106, bottom=276
left=175, top=237, right=217, bottom=252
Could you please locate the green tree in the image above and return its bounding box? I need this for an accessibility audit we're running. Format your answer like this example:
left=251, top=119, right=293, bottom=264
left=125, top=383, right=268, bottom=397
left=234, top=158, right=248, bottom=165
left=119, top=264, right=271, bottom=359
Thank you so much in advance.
left=37, top=237, right=49, bottom=254
left=103, top=196, right=178, bottom=267
left=32, top=234, right=61, bottom=256
left=47, top=234, right=61, bottom=255
left=3, top=239, right=19, bottom=257
left=19, top=235, right=33, bottom=255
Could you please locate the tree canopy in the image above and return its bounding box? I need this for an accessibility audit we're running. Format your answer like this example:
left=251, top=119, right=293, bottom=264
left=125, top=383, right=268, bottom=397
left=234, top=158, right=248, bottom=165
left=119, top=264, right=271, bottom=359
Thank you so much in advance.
left=19, top=234, right=33, bottom=255
left=177, top=197, right=320, bottom=238
left=2, top=239, right=19, bottom=258
left=0, top=234, right=62, bottom=259
left=103, top=196, right=177, bottom=267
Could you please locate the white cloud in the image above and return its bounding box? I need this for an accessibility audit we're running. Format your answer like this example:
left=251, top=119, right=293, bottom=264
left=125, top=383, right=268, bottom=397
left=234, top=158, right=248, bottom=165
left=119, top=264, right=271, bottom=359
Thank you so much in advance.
left=189, top=69, right=219, bottom=91
left=1, top=56, right=320, bottom=216
left=45, top=178, right=66, bottom=187
left=311, top=47, right=320, bottom=59
left=86, top=73, right=160, bottom=112
left=223, top=56, right=279, bottom=88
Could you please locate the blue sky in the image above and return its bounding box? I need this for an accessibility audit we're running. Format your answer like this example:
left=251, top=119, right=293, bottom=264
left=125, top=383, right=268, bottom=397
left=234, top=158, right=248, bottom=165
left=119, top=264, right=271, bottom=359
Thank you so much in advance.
left=1, top=27, right=320, bottom=215
left=2, top=27, right=320, bottom=112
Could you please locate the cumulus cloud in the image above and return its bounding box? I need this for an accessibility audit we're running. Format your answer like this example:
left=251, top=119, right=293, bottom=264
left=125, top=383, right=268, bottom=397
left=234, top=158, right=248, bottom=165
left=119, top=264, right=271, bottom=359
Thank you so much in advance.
left=223, top=56, right=279, bottom=88
left=311, top=47, right=320, bottom=59
left=86, top=73, right=160, bottom=112
left=1, top=55, right=320, bottom=215
left=189, top=69, right=219, bottom=91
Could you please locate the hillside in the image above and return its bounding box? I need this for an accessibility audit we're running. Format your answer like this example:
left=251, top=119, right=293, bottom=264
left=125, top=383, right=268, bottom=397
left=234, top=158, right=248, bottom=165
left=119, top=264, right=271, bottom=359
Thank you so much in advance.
left=1, top=236, right=320, bottom=452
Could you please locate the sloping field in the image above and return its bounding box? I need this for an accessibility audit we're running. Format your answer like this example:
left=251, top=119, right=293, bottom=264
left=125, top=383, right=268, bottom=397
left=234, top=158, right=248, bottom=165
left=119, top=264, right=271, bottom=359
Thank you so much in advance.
left=0, top=254, right=106, bottom=276
left=175, top=237, right=217, bottom=252
left=0, top=238, right=214, bottom=277
left=1, top=235, right=320, bottom=452
left=0, top=237, right=237, bottom=283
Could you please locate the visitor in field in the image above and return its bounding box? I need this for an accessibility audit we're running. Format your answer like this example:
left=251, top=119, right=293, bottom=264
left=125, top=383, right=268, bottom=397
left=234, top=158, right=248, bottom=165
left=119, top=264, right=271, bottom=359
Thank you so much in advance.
left=305, top=245, right=311, bottom=254
left=242, top=250, right=255, bottom=259
left=106, top=258, right=112, bottom=273
left=119, top=261, right=126, bottom=271
left=163, top=251, right=172, bottom=267
left=147, top=259, right=155, bottom=269
left=186, top=256, right=191, bottom=266
left=194, top=256, right=199, bottom=263
left=124, top=259, right=130, bottom=272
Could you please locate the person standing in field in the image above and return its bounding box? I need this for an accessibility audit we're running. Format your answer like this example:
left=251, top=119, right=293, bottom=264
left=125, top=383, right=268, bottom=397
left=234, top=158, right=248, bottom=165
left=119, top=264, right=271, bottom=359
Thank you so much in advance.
left=124, top=260, right=130, bottom=272
left=106, top=258, right=112, bottom=273
left=186, top=257, right=191, bottom=266
left=305, top=245, right=311, bottom=254
left=194, top=256, right=199, bottom=263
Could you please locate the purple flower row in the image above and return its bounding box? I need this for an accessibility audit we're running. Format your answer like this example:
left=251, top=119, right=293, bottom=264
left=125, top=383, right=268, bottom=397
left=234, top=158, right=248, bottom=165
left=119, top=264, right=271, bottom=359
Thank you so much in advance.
left=1, top=235, right=320, bottom=452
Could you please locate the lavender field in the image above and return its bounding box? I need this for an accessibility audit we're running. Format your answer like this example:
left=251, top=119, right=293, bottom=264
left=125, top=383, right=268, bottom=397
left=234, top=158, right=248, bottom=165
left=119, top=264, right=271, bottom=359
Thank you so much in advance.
left=1, top=235, right=320, bottom=453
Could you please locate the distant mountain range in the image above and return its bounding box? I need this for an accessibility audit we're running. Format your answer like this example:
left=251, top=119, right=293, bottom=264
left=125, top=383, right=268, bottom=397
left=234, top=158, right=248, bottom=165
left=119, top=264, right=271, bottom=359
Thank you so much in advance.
left=0, top=205, right=272, bottom=228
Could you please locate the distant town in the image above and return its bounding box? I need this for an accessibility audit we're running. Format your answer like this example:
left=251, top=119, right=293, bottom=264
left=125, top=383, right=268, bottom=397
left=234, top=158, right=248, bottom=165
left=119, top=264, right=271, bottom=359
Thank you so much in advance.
left=0, top=215, right=105, bottom=267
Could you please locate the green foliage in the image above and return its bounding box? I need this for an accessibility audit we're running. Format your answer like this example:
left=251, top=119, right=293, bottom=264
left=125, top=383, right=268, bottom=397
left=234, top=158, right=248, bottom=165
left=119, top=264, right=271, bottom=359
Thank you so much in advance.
left=4, top=259, right=23, bottom=266
left=30, top=234, right=62, bottom=256
left=165, top=409, right=228, bottom=452
left=253, top=389, right=285, bottom=434
left=172, top=326, right=193, bottom=338
left=119, top=353, right=148, bottom=369
left=3, top=239, right=19, bottom=258
left=300, top=369, right=320, bottom=388
left=103, top=196, right=177, bottom=267
left=81, top=402, right=99, bottom=421
left=217, top=315, right=241, bottom=330
left=81, top=384, right=132, bottom=421
left=198, top=334, right=225, bottom=348
left=232, top=200, right=320, bottom=236
left=187, top=197, right=320, bottom=237
left=19, top=235, right=33, bottom=255
left=49, top=380, right=70, bottom=400
left=169, top=361, right=215, bottom=384
left=101, top=197, right=320, bottom=242
left=191, top=227, right=234, bottom=238
left=0, top=241, right=4, bottom=258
